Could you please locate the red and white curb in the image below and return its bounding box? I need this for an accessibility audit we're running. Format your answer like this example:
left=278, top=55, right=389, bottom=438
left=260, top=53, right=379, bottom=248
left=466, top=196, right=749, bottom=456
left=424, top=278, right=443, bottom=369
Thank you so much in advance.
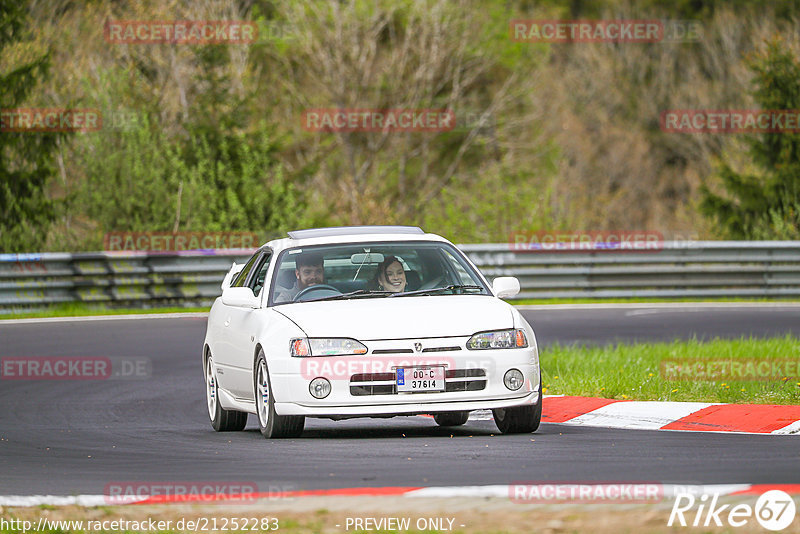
left=2, top=484, right=800, bottom=507
left=538, top=395, right=800, bottom=434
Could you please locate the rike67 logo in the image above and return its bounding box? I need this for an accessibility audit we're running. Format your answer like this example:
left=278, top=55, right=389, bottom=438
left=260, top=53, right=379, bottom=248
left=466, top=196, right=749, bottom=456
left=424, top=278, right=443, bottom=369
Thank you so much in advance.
left=669, top=490, right=796, bottom=531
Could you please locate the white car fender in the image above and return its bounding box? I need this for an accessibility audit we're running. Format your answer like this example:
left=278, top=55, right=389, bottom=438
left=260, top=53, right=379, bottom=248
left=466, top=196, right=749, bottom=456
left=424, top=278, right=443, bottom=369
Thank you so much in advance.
left=254, top=309, right=307, bottom=377
left=510, top=306, right=540, bottom=370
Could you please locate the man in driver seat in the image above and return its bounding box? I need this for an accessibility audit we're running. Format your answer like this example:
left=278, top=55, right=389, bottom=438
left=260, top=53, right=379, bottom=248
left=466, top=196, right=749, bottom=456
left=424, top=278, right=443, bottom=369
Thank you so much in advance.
left=275, top=253, right=325, bottom=303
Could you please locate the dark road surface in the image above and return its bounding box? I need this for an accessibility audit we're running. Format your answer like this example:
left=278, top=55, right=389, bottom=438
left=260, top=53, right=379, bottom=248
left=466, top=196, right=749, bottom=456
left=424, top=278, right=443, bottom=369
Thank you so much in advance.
left=0, top=305, right=798, bottom=495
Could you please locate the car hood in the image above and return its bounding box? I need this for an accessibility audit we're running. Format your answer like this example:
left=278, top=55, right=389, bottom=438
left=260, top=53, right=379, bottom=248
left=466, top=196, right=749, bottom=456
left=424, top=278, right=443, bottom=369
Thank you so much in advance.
left=274, top=295, right=514, bottom=340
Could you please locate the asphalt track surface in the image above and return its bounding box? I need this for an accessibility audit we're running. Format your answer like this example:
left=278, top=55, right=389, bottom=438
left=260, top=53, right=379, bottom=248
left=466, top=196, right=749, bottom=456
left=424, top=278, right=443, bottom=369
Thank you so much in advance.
left=0, top=305, right=798, bottom=496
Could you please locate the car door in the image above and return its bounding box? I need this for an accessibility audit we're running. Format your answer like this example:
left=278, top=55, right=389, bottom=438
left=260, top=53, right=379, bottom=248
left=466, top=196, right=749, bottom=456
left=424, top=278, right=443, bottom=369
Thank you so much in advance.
left=215, top=249, right=268, bottom=400
left=218, top=249, right=273, bottom=401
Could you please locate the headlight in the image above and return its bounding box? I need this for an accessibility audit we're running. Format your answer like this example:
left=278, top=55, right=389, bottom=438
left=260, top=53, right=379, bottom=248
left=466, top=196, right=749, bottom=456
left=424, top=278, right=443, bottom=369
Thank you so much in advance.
left=290, top=338, right=368, bottom=357
left=466, top=329, right=528, bottom=350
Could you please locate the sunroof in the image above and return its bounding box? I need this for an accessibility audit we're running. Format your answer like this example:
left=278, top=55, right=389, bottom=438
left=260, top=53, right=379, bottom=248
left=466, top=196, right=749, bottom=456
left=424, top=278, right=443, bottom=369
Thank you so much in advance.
left=287, top=226, right=425, bottom=240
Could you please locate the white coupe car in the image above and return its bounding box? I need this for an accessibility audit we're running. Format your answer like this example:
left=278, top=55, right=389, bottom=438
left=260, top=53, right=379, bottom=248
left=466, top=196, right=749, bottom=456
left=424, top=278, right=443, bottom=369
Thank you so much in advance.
left=202, top=226, right=542, bottom=438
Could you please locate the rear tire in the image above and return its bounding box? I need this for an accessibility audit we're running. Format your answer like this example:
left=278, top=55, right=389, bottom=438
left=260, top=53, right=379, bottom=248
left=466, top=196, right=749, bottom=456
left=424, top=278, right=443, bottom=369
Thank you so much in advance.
left=255, top=350, right=305, bottom=439
left=433, top=411, right=470, bottom=427
left=206, top=353, right=247, bottom=432
left=493, top=372, right=542, bottom=434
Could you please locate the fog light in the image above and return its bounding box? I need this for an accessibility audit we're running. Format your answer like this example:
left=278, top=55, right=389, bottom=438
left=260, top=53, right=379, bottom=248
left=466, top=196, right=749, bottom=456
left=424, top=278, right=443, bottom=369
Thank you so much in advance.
left=309, top=377, right=331, bottom=399
left=504, top=369, right=524, bottom=391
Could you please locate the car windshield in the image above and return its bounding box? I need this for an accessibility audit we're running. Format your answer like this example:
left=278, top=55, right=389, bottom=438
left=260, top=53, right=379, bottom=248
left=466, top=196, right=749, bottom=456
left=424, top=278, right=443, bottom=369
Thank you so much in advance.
left=269, top=241, right=489, bottom=305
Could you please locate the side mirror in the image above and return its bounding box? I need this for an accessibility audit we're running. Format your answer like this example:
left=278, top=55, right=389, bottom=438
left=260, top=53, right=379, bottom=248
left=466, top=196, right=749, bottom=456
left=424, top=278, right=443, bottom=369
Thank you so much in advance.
left=221, top=287, right=260, bottom=308
left=492, top=276, right=520, bottom=299
left=221, top=262, right=243, bottom=290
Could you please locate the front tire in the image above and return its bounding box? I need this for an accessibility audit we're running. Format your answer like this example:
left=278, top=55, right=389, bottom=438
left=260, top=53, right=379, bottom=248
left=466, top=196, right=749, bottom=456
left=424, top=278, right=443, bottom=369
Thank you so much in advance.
left=206, top=353, right=247, bottom=431
left=433, top=411, right=470, bottom=426
left=255, top=350, right=305, bottom=439
left=493, top=372, right=542, bottom=434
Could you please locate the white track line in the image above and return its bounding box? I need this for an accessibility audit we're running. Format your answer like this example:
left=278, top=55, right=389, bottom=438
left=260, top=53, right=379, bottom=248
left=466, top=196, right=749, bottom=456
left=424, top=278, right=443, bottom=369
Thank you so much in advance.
left=0, top=485, right=761, bottom=507
left=565, top=401, right=715, bottom=431
left=0, top=495, right=144, bottom=506
left=773, top=420, right=800, bottom=435
left=406, top=484, right=755, bottom=499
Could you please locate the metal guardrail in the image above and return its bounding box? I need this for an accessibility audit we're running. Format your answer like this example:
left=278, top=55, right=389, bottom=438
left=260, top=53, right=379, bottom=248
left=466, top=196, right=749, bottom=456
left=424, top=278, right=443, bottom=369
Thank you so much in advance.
left=0, top=251, right=253, bottom=311
left=467, top=241, right=800, bottom=299
left=1, top=241, right=799, bottom=311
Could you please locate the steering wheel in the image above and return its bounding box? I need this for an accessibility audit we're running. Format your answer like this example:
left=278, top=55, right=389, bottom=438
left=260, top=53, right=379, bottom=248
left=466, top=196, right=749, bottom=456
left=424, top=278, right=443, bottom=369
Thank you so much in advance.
left=294, top=284, right=342, bottom=301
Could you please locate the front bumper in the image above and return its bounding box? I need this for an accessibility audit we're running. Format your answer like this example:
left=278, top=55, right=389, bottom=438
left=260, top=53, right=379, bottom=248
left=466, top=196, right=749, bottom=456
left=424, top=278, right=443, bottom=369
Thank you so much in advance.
left=275, top=389, right=539, bottom=416
left=270, top=340, right=540, bottom=417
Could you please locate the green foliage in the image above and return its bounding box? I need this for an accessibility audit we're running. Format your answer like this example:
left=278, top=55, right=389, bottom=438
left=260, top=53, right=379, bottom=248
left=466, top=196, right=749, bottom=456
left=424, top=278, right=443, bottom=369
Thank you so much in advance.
left=535, top=0, right=800, bottom=19
left=8, top=1, right=800, bottom=252
left=0, top=2, right=62, bottom=252
left=421, top=165, right=558, bottom=243
left=69, top=37, right=312, bottom=251
left=75, top=114, right=181, bottom=238
left=74, top=115, right=309, bottom=250
left=174, top=122, right=311, bottom=236
left=701, top=39, right=800, bottom=239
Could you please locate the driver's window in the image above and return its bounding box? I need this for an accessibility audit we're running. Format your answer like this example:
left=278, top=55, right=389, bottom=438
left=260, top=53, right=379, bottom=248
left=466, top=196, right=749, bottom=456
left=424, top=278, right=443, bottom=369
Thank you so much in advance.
left=251, top=252, right=272, bottom=297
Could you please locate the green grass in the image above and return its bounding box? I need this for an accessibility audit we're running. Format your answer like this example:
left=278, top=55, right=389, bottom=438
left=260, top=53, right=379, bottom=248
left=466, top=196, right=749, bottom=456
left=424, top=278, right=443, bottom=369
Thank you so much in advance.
left=0, top=302, right=208, bottom=320
left=540, top=335, right=800, bottom=404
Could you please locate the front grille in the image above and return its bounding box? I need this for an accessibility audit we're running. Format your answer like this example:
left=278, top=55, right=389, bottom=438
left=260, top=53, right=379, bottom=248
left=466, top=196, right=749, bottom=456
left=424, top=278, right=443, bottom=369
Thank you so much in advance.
left=352, top=372, right=395, bottom=382
left=448, top=368, right=486, bottom=378
left=371, top=348, right=414, bottom=354
left=368, top=346, right=461, bottom=354
left=350, top=384, right=396, bottom=396
left=349, top=368, right=487, bottom=396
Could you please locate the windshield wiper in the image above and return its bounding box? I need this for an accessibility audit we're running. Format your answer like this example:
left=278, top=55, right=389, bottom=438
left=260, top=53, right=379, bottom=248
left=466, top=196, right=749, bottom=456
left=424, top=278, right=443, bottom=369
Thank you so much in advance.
left=389, top=284, right=485, bottom=297
left=309, top=289, right=394, bottom=302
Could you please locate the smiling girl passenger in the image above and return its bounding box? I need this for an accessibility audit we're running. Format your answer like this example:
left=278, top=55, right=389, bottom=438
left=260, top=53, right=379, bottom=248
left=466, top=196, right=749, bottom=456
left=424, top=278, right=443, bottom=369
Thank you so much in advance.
left=370, top=255, right=407, bottom=293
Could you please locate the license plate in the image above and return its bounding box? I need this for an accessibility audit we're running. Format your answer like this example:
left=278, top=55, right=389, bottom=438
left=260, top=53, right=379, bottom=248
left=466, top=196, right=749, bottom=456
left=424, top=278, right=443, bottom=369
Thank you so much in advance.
left=396, top=366, right=446, bottom=392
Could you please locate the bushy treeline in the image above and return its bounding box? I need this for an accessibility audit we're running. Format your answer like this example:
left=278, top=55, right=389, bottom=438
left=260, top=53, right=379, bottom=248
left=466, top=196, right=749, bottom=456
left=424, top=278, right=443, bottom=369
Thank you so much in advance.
left=1, top=0, right=800, bottom=252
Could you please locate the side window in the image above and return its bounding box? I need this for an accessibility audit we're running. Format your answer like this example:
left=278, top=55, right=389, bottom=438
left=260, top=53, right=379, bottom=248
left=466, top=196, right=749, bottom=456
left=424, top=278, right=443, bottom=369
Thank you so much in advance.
left=251, top=252, right=273, bottom=297
left=231, top=252, right=260, bottom=288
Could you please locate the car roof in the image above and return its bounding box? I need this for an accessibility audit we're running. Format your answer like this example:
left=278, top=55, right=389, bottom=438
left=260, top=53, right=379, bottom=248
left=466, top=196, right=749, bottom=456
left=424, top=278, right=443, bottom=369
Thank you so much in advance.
left=261, top=226, right=450, bottom=252
left=287, top=226, right=424, bottom=239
